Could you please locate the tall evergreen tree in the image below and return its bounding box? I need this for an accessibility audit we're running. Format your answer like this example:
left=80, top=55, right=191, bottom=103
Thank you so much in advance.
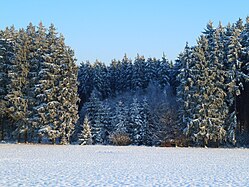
left=132, top=54, right=146, bottom=90
left=93, top=60, right=110, bottom=99
left=35, top=24, right=79, bottom=144
left=176, top=42, right=195, bottom=141
left=129, top=97, right=143, bottom=145
left=0, top=34, right=14, bottom=140
left=158, top=54, right=171, bottom=88
left=5, top=28, right=31, bottom=142
left=182, top=22, right=229, bottom=146
left=78, top=61, right=93, bottom=108
left=112, top=101, right=129, bottom=135
left=85, top=90, right=104, bottom=144
left=238, top=16, right=249, bottom=136
left=120, top=54, right=133, bottom=92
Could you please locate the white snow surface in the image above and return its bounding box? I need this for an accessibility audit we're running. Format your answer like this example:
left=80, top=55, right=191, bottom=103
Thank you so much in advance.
left=1, top=145, right=249, bottom=186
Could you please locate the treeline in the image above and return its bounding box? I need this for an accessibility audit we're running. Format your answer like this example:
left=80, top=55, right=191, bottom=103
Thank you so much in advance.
left=76, top=54, right=182, bottom=146
left=1, top=17, right=249, bottom=147
left=78, top=54, right=171, bottom=107
left=0, top=23, right=78, bottom=144
left=78, top=17, right=249, bottom=147
left=176, top=18, right=249, bottom=146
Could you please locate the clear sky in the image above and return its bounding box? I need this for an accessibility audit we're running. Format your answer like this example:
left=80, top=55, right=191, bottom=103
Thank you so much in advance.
left=1, top=0, right=249, bottom=64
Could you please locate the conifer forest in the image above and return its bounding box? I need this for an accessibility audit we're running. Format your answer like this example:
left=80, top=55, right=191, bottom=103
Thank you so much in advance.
left=1, top=17, right=249, bottom=147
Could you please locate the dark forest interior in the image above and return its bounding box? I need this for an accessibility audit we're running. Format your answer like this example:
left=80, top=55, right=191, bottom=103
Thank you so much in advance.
left=237, top=81, right=249, bottom=144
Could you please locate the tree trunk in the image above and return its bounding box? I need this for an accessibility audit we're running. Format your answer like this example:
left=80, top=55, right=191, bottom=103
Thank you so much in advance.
left=24, top=129, right=28, bottom=143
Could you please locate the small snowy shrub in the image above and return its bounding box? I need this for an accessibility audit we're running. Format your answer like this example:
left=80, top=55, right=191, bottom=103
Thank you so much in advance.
left=110, top=133, right=131, bottom=146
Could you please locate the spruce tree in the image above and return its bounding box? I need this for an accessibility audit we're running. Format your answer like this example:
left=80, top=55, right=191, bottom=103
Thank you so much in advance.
left=132, top=54, right=146, bottom=90
left=78, top=61, right=93, bottom=108
left=35, top=24, right=60, bottom=144
left=129, top=97, right=143, bottom=145
left=108, top=59, right=119, bottom=96
left=56, top=37, right=79, bottom=144
left=5, top=28, right=31, bottom=142
left=112, top=101, right=129, bottom=135
left=35, top=24, right=79, bottom=144
left=28, top=22, right=47, bottom=141
left=224, top=24, right=243, bottom=143
left=176, top=42, right=195, bottom=141
left=158, top=54, right=170, bottom=88
left=120, top=54, right=133, bottom=92
left=0, top=34, right=14, bottom=140
left=85, top=90, right=103, bottom=144
left=79, top=115, right=92, bottom=145
left=93, top=60, right=110, bottom=99
left=183, top=22, right=229, bottom=146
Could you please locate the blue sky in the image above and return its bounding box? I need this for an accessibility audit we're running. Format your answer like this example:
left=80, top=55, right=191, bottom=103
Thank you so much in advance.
left=1, top=0, right=249, bottom=64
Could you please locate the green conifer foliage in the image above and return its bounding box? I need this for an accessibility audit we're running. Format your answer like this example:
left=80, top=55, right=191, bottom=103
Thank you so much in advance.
left=79, top=115, right=92, bottom=145
left=0, top=34, right=14, bottom=140
left=176, top=43, right=195, bottom=139
left=5, top=28, right=31, bottom=142
left=36, top=25, right=79, bottom=144
left=129, top=97, right=143, bottom=145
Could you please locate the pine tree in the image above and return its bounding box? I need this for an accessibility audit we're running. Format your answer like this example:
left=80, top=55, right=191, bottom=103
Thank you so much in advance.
left=35, top=24, right=79, bottom=144
left=56, top=37, right=79, bottom=144
left=129, top=97, right=143, bottom=145
left=203, top=22, right=229, bottom=145
left=145, top=57, right=156, bottom=83
left=158, top=54, right=170, bottom=88
left=78, top=61, right=93, bottom=108
left=132, top=54, right=146, bottom=90
left=0, top=34, right=14, bottom=140
left=79, top=115, right=92, bottom=145
left=5, top=28, right=31, bottom=142
left=93, top=60, right=110, bottom=99
left=112, top=101, right=129, bottom=135
left=100, top=103, right=112, bottom=144
left=224, top=24, right=243, bottom=144
left=184, top=22, right=228, bottom=146
left=35, top=24, right=60, bottom=144
left=108, top=59, right=119, bottom=96
left=85, top=90, right=103, bottom=144
left=25, top=22, right=47, bottom=142
left=24, top=23, right=40, bottom=141
left=120, top=54, right=133, bottom=92
left=176, top=42, right=195, bottom=141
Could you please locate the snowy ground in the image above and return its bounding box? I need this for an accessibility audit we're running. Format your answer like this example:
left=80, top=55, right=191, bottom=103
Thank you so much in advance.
left=0, top=145, right=249, bottom=186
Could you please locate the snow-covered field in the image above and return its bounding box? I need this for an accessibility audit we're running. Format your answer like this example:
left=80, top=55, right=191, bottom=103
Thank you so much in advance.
left=0, top=145, right=249, bottom=186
